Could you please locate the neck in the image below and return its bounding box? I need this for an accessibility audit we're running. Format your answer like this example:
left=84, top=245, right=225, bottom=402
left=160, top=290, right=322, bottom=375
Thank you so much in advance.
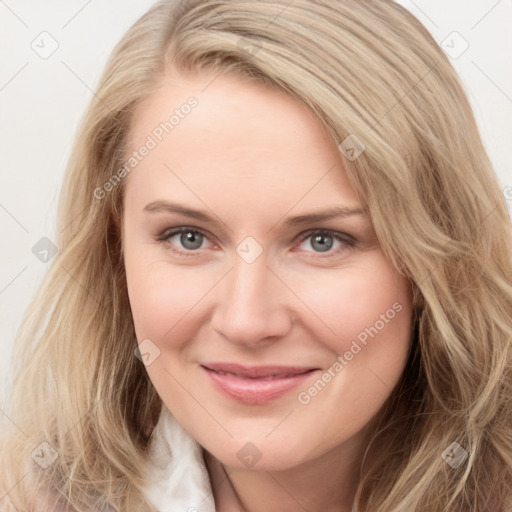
left=204, top=430, right=369, bottom=512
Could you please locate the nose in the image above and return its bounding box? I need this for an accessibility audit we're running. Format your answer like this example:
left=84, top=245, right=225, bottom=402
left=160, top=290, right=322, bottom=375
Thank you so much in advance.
left=210, top=253, right=293, bottom=347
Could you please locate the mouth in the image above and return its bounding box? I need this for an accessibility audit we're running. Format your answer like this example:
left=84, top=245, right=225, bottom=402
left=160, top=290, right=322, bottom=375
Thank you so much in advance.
left=201, top=362, right=318, bottom=404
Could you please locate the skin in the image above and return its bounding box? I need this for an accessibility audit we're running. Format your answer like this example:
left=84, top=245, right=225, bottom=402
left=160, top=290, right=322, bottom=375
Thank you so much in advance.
left=121, top=68, right=414, bottom=512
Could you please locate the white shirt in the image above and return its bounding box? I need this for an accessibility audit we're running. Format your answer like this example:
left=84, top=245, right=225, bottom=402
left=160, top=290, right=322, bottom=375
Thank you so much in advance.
left=143, top=407, right=217, bottom=512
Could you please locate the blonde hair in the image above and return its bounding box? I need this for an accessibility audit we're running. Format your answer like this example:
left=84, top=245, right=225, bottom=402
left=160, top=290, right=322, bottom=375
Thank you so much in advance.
left=1, top=1, right=511, bottom=510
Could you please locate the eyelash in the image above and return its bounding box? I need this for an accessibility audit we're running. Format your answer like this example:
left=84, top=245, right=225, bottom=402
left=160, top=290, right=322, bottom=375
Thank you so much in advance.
left=155, top=226, right=356, bottom=259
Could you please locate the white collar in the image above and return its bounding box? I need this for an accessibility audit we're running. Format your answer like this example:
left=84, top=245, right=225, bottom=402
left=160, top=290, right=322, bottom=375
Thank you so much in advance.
left=143, top=407, right=216, bottom=512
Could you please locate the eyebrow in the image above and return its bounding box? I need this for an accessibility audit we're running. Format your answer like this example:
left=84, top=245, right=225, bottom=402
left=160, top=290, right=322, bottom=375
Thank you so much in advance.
left=143, top=200, right=367, bottom=226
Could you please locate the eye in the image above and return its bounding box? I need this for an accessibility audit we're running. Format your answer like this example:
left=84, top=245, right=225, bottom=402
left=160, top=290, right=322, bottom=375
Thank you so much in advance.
left=155, top=227, right=356, bottom=258
left=296, top=229, right=355, bottom=257
left=156, top=227, right=214, bottom=256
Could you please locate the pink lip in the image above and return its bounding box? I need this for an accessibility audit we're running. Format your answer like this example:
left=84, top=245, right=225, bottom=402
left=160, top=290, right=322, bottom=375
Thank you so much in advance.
left=201, top=362, right=318, bottom=404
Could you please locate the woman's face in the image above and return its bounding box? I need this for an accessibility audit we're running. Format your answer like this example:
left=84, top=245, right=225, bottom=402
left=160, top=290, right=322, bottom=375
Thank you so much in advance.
left=122, top=69, right=414, bottom=471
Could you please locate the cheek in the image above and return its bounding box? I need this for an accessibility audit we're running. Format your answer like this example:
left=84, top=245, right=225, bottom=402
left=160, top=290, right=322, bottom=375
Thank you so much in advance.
left=287, top=255, right=413, bottom=354
left=288, top=258, right=413, bottom=452
left=124, top=245, right=217, bottom=343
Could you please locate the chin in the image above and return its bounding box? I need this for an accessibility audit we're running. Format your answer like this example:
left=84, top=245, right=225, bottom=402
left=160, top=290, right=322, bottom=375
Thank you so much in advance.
left=205, top=436, right=313, bottom=473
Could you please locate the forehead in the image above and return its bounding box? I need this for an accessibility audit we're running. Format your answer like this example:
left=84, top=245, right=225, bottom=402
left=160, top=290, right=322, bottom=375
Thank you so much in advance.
left=128, top=69, right=329, bottom=152
left=123, top=69, right=360, bottom=215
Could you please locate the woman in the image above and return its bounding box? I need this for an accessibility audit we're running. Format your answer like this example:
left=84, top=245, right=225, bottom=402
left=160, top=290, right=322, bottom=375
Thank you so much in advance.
left=1, top=1, right=511, bottom=511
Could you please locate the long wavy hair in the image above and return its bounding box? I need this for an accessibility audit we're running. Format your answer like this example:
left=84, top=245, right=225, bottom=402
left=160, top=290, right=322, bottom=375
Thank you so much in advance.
left=1, top=1, right=511, bottom=511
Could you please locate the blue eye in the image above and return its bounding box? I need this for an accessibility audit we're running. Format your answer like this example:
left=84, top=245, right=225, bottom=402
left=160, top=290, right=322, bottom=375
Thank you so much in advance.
left=157, top=227, right=212, bottom=256
left=297, top=230, right=354, bottom=256
left=173, top=230, right=204, bottom=250
left=156, top=227, right=354, bottom=258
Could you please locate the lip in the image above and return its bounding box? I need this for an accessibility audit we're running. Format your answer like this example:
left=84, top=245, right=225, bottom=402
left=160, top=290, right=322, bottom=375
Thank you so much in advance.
left=201, top=362, right=318, bottom=404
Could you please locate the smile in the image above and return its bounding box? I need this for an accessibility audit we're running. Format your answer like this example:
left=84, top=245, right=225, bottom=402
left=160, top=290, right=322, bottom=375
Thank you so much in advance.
left=201, top=363, right=318, bottom=404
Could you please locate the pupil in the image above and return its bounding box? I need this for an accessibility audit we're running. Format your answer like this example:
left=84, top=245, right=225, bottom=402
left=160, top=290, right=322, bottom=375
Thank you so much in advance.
left=181, top=231, right=202, bottom=250
left=312, top=234, right=333, bottom=252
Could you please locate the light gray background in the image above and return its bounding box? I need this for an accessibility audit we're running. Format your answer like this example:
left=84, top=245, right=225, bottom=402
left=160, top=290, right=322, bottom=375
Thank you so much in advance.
left=1, top=0, right=511, bottom=403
